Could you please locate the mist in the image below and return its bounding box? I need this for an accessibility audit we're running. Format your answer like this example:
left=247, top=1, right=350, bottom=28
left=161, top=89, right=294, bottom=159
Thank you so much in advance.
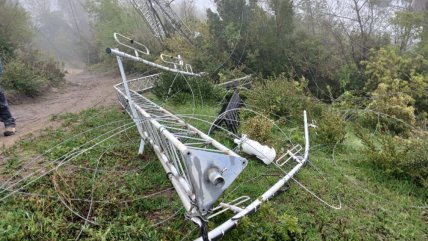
left=16, top=0, right=215, bottom=68
left=19, top=0, right=93, bottom=68
left=16, top=0, right=425, bottom=69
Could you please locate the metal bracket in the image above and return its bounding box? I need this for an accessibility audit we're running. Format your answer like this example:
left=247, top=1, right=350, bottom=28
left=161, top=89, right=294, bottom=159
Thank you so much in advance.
left=184, top=148, right=248, bottom=214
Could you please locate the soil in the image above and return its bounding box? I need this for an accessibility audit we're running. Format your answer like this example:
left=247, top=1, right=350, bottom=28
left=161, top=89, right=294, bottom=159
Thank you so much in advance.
left=0, top=69, right=120, bottom=149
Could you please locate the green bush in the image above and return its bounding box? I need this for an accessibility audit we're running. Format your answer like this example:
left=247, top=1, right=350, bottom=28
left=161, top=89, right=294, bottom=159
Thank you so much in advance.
left=245, top=75, right=312, bottom=120
left=0, top=52, right=66, bottom=96
left=0, top=60, right=47, bottom=97
left=242, top=115, right=273, bottom=143
left=356, top=127, right=428, bottom=187
left=364, top=80, right=416, bottom=135
left=152, top=72, right=224, bottom=105
left=33, top=58, right=65, bottom=86
left=18, top=49, right=66, bottom=87
left=316, top=109, right=346, bottom=148
left=360, top=47, right=427, bottom=134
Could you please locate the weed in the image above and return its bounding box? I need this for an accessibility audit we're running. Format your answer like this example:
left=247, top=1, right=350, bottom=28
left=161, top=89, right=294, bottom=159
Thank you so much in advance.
left=356, top=126, right=428, bottom=187
left=1, top=106, right=427, bottom=240
left=152, top=72, right=225, bottom=105
left=228, top=203, right=302, bottom=241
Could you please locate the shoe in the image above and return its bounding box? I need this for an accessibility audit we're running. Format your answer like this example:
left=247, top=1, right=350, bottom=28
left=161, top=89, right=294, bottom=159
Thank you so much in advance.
left=4, top=127, right=16, bottom=136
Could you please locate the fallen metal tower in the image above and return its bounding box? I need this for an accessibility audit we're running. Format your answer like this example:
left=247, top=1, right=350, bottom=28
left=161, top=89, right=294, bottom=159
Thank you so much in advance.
left=130, top=0, right=195, bottom=44
left=108, top=33, right=311, bottom=240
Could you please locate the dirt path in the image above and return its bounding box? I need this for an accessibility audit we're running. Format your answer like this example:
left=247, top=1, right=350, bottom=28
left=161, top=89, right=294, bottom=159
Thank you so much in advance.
left=0, top=69, right=120, bottom=149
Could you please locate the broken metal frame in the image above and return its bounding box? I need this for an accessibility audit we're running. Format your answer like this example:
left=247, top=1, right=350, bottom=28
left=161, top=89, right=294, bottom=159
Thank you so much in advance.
left=108, top=33, right=202, bottom=75
left=130, top=0, right=195, bottom=44
left=108, top=33, right=311, bottom=240
left=208, top=75, right=252, bottom=135
left=111, top=49, right=248, bottom=234
left=195, top=111, right=310, bottom=240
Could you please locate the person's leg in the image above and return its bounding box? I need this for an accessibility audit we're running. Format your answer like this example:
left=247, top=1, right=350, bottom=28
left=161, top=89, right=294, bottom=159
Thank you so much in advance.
left=0, top=89, right=16, bottom=135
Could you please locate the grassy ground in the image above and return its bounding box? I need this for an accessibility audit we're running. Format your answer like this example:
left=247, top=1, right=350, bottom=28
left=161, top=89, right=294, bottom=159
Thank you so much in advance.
left=0, top=104, right=427, bottom=240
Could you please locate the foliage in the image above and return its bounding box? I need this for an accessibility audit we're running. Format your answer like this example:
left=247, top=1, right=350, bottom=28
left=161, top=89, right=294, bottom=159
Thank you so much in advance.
left=85, top=0, right=160, bottom=67
left=0, top=50, right=66, bottom=96
left=151, top=72, right=224, bottom=105
left=361, top=47, right=428, bottom=133
left=228, top=203, right=302, bottom=241
left=356, top=127, right=428, bottom=187
left=366, top=80, right=415, bottom=135
left=0, top=36, right=15, bottom=62
left=0, top=0, right=33, bottom=60
left=0, top=60, right=47, bottom=97
left=0, top=0, right=66, bottom=96
left=18, top=49, right=66, bottom=85
left=363, top=47, right=427, bottom=93
left=392, top=8, right=427, bottom=52
left=315, top=109, right=346, bottom=148
left=242, top=115, right=273, bottom=143
left=245, top=75, right=312, bottom=120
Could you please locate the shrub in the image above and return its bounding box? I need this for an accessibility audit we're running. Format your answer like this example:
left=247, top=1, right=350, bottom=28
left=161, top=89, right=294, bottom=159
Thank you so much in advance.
left=0, top=60, right=47, bottom=97
left=0, top=49, right=66, bottom=97
left=152, top=72, right=224, bottom=105
left=241, top=115, right=273, bottom=143
left=17, top=49, right=66, bottom=87
left=361, top=47, right=427, bottom=133
left=33, top=58, right=65, bottom=86
left=316, top=109, right=346, bottom=148
left=356, top=127, right=428, bottom=187
left=245, top=75, right=312, bottom=120
left=366, top=81, right=415, bottom=135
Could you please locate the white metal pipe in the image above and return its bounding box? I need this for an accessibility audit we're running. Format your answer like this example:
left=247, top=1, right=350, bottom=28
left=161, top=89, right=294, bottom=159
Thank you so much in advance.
left=219, top=203, right=244, bottom=213
left=117, top=98, right=194, bottom=208
left=107, top=48, right=203, bottom=76
left=114, top=32, right=150, bottom=56
left=152, top=144, right=193, bottom=212
left=116, top=56, right=145, bottom=137
left=217, top=75, right=252, bottom=86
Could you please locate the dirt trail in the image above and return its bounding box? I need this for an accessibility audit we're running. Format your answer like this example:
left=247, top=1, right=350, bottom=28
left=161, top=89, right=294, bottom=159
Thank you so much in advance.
left=0, top=69, right=120, bottom=149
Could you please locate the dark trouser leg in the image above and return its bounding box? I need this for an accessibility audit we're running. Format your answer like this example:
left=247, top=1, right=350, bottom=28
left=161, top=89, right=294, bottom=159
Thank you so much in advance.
left=0, top=89, right=16, bottom=128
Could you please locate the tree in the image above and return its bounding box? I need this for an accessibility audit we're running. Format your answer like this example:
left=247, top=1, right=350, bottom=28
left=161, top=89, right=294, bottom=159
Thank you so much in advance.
left=391, top=0, right=426, bottom=52
left=0, top=0, right=33, bottom=60
left=363, top=47, right=427, bottom=130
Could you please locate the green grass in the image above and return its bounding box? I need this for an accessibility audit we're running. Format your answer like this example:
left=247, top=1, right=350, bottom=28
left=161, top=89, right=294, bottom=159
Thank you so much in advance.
left=0, top=104, right=427, bottom=240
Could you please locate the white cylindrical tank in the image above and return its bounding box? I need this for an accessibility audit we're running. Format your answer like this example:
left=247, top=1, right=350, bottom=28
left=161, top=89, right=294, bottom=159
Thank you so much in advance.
left=234, top=135, right=276, bottom=165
